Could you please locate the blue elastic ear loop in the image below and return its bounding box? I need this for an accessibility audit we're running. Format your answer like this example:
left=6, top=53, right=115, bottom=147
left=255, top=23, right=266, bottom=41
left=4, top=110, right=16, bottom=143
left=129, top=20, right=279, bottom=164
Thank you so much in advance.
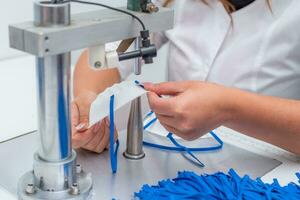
left=143, top=112, right=223, bottom=152
left=109, top=95, right=120, bottom=173
left=142, top=113, right=223, bottom=167
left=167, top=133, right=205, bottom=167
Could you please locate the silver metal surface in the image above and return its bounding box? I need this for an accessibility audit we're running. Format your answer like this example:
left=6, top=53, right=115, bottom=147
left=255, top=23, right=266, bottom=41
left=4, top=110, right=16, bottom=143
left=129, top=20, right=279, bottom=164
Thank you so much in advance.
left=34, top=1, right=71, bottom=27
left=35, top=0, right=72, bottom=162
left=9, top=7, right=174, bottom=57
left=18, top=169, right=92, bottom=200
left=133, top=37, right=142, bottom=75
left=32, top=152, right=76, bottom=191
left=36, top=54, right=72, bottom=161
left=124, top=97, right=145, bottom=160
left=17, top=2, right=93, bottom=199
left=0, top=131, right=281, bottom=199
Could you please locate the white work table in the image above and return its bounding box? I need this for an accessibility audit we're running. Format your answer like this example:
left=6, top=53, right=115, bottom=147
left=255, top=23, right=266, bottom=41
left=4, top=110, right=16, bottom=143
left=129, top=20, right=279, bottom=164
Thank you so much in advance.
left=0, top=56, right=299, bottom=199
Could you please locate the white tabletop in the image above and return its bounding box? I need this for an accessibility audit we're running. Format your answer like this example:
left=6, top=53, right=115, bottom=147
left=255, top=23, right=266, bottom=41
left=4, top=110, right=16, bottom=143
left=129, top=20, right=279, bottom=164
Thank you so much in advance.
left=0, top=56, right=299, bottom=199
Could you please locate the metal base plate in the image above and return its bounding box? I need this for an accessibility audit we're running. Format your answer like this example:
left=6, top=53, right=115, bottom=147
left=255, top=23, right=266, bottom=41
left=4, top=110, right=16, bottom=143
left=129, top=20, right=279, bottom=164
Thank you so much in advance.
left=17, top=171, right=92, bottom=200
left=0, top=131, right=281, bottom=199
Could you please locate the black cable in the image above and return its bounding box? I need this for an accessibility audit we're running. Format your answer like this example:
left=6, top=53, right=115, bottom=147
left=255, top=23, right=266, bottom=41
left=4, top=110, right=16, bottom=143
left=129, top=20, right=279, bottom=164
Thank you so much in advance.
left=62, top=0, right=146, bottom=30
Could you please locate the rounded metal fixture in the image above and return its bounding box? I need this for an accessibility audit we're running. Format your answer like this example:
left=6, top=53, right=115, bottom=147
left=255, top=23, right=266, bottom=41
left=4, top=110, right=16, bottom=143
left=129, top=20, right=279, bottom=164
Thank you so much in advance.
left=25, top=183, right=36, bottom=194
left=94, top=61, right=102, bottom=68
left=76, top=164, right=82, bottom=174
left=69, top=183, right=80, bottom=195
left=123, top=151, right=145, bottom=160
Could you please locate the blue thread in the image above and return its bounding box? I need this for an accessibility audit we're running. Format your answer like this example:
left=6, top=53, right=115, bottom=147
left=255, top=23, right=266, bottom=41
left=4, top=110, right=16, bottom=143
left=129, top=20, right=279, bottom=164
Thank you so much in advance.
left=109, top=95, right=119, bottom=173
left=134, top=169, right=300, bottom=200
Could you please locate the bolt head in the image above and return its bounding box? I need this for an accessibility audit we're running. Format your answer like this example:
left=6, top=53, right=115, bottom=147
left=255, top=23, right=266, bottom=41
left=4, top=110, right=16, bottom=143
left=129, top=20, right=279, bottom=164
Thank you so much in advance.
left=76, top=164, right=82, bottom=174
left=70, top=183, right=80, bottom=195
left=25, top=183, right=36, bottom=194
left=146, top=3, right=159, bottom=13
left=94, top=61, right=102, bottom=68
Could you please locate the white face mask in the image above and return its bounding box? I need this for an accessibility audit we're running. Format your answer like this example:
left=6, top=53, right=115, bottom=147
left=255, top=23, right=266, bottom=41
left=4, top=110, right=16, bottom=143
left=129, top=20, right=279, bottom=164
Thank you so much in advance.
left=89, top=81, right=147, bottom=128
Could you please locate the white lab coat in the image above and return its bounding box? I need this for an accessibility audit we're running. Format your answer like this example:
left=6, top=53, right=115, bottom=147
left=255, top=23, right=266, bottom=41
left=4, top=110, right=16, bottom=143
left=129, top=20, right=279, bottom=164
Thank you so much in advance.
left=118, top=0, right=300, bottom=99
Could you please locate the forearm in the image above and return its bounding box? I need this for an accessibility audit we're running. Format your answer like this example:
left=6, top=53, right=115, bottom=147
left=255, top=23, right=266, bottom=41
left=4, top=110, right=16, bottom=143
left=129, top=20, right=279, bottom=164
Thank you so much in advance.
left=74, top=50, right=121, bottom=97
left=224, top=88, right=300, bottom=155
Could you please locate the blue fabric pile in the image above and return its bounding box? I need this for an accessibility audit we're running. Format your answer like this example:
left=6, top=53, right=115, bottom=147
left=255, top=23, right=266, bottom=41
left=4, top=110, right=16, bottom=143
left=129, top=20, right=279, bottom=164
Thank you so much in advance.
left=135, top=169, right=300, bottom=200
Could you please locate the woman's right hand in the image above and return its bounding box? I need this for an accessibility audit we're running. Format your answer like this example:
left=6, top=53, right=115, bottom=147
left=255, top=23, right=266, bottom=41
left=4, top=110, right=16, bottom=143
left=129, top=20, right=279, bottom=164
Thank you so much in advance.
left=71, top=91, right=118, bottom=153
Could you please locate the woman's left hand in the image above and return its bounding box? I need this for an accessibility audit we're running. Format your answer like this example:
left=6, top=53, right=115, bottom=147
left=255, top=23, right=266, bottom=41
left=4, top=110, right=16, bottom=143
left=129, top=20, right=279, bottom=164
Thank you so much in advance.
left=144, top=81, right=233, bottom=140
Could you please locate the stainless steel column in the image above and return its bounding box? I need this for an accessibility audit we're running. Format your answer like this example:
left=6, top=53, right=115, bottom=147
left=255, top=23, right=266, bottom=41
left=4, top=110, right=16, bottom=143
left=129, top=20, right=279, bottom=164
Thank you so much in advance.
left=17, top=1, right=93, bottom=199
left=35, top=0, right=72, bottom=162
left=124, top=38, right=145, bottom=160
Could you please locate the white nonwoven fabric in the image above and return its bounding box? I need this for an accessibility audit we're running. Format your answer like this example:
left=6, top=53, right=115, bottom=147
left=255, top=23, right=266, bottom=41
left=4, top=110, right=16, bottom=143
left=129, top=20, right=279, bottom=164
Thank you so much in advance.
left=89, top=81, right=147, bottom=127
left=143, top=112, right=169, bottom=137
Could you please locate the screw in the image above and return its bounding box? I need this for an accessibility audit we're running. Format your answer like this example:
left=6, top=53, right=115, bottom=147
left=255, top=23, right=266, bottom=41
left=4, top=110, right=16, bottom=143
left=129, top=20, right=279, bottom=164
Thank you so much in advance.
left=76, top=164, right=82, bottom=174
left=94, top=61, right=102, bottom=68
left=25, top=183, right=36, bottom=194
left=69, top=183, right=80, bottom=195
left=146, top=3, right=159, bottom=13
left=39, top=177, right=44, bottom=189
left=64, top=177, right=69, bottom=189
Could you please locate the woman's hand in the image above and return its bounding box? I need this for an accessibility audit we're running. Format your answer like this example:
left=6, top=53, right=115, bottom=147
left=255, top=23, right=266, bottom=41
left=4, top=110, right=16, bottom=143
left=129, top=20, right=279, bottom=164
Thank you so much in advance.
left=144, top=81, right=233, bottom=140
left=71, top=91, right=118, bottom=153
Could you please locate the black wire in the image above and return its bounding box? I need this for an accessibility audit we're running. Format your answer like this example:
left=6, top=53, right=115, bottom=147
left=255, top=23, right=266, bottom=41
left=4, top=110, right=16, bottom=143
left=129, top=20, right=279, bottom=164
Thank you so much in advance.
left=62, top=0, right=146, bottom=30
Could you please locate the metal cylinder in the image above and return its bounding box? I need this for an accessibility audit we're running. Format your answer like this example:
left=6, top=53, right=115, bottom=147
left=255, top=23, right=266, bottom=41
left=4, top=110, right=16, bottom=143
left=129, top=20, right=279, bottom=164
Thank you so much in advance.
left=18, top=1, right=93, bottom=199
left=134, top=37, right=142, bottom=75
left=34, top=0, right=72, bottom=162
left=34, top=1, right=70, bottom=27
left=124, top=37, right=145, bottom=159
left=124, top=97, right=145, bottom=159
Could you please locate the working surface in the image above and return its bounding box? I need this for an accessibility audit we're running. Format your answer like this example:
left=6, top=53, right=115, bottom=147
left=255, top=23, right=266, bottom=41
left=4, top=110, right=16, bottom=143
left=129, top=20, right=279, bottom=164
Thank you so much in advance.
left=0, top=131, right=281, bottom=199
left=0, top=56, right=299, bottom=199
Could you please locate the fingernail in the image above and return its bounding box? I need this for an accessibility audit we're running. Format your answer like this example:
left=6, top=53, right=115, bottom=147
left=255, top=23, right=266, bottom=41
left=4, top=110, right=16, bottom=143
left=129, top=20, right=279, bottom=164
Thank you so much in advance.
left=76, top=123, right=86, bottom=131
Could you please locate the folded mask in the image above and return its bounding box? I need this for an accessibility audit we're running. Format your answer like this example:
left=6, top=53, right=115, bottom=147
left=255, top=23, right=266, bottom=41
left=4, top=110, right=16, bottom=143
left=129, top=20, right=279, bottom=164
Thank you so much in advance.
left=89, top=81, right=147, bottom=127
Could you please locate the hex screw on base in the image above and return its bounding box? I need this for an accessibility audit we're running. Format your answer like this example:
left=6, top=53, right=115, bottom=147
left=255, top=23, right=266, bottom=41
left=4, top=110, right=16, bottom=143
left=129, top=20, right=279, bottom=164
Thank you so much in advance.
left=76, top=164, right=82, bottom=174
left=69, top=183, right=80, bottom=195
left=25, top=183, right=36, bottom=194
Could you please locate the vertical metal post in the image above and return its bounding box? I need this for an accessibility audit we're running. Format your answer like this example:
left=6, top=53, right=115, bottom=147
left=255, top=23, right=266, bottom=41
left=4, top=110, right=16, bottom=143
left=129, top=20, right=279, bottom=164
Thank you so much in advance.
left=124, top=38, right=145, bottom=160
left=35, top=0, right=72, bottom=163
left=17, top=1, right=92, bottom=199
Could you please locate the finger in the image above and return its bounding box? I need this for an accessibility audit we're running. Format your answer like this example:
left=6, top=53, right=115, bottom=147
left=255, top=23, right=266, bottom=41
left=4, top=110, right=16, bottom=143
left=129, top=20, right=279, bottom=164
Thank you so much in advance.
left=82, top=121, right=105, bottom=153
left=147, top=92, right=175, bottom=116
left=75, top=93, right=97, bottom=132
left=143, top=82, right=188, bottom=96
left=72, top=128, right=97, bottom=148
left=95, top=119, right=111, bottom=153
left=156, top=114, right=178, bottom=128
left=160, top=122, right=180, bottom=136
left=72, top=121, right=101, bottom=148
left=105, top=124, right=118, bottom=150
left=71, top=102, right=80, bottom=134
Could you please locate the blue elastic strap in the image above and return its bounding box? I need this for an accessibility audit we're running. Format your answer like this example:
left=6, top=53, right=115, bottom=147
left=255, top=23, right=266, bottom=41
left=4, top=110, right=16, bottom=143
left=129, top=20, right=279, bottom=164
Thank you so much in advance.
left=109, top=95, right=119, bottom=173
left=142, top=113, right=223, bottom=168
left=143, top=115, right=223, bottom=152
left=135, top=169, right=300, bottom=200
